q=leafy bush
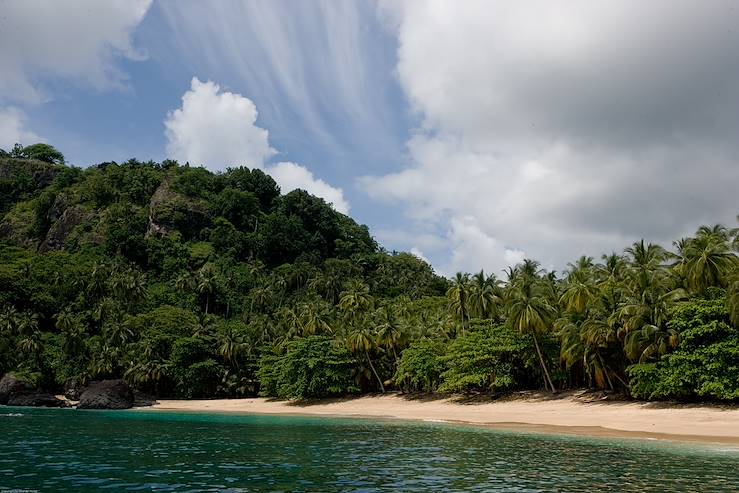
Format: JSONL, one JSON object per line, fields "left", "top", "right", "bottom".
{"left": 438, "top": 324, "right": 534, "bottom": 394}
{"left": 258, "top": 336, "right": 359, "bottom": 399}
{"left": 394, "top": 339, "right": 447, "bottom": 392}
{"left": 627, "top": 298, "right": 739, "bottom": 401}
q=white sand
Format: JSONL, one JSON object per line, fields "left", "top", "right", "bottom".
{"left": 145, "top": 393, "right": 739, "bottom": 444}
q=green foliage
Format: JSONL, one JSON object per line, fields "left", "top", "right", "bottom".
{"left": 1, "top": 150, "right": 737, "bottom": 405}
{"left": 438, "top": 323, "right": 536, "bottom": 394}
{"left": 627, "top": 298, "right": 739, "bottom": 401}
{"left": 394, "top": 339, "right": 447, "bottom": 392}
{"left": 20, "top": 143, "right": 65, "bottom": 164}
{"left": 258, "top": 336, "right": 359, "bottom": 399}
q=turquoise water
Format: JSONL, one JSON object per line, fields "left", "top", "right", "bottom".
{"left": 1, "top": 407, "right": 738, "bottom": 492}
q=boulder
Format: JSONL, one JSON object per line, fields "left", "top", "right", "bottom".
{"left": 133, "top": 390, "right": 157, "bottom": 408}
{"left": 77, "top": 379, "right": 134, "bottom": 410}
{"left": 0, "top": 373, "right": 33, "bottom": 405}
{"left": 7, "top": 392, "right": 65, "bottom": 407}
{"left": 64, "top": 378, "right": 83, "bottom": 401}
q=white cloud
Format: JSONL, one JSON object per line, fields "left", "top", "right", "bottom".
{"left": 165, "top": 78, "right": 276, "bottom": 169}
{"left": 442, "top": 216, "right": 526, "bottom": 278}
{"left": 0, "top": 107, "right": 41, "bottom": 149}
{"left": 365, "top": 0, "right": 739, "bottom": 273}
{"left": 409, "top": 247, "right": 429, "bottom": 264}
{"left": 0, "top": 0, "right": 152, "bottom": 103}
{"left": 267, "top": 162, "right": 350, "bottom": 214}
{"left": 164, "top": 77, "right": 349, "bottom": 213}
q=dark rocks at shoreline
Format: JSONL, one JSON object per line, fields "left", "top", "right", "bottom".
{"left": 7, "top": 392, "right": 66, "bottom": 407}
{"left": 78, "top": 379, "right": 134, "bottom": 409}
{"left": 133, "top": 390, "right": 157, "bottom": 407}
{"left": 0, "top": 374, "right": 33, "bottom": 405}
{"left": 64, "top": 378, "right": 83, "bottom": 401}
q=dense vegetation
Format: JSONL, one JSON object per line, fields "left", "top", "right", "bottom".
{"left": 1, "top": 144, "right": 738, "bottom": 402}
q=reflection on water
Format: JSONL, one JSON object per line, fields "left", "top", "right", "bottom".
{"left": 1, "top": 407, "right": 738, "bottom": 492}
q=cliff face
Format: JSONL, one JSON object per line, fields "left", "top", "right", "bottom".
{"left": 146, "top": 176, "right": 209, "bottom": 239}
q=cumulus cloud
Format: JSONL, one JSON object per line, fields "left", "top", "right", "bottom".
{"left": 165, "top": 77, "right": 349, "bottom": 213}
{"left": 365, "top": 0, "right": 739, "bottom": 273}
{"left": 0, "top": 0, "right": 152, "bottom": 103}
{"left": 165, "top": 78, "right": 276, "bottom": 169}
{"left": 268, "top": 162, "right": 350, "bottom": 214}
{"left": 0, "top": 107, "right": 41, "bottom": 149}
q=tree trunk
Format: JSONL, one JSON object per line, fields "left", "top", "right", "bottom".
{"left": 532, "top": 334, "right": 555, "bottom": 393}
{"left": 365, "top": 350, "right": 385, "bottom": 393}
{"left": 205, "top": 295, "right": 209, "bottom": 315}
{"left": 599, "top": 354, "right": 614, "bottom": 391}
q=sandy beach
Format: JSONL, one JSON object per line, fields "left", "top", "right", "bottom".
{"left": 145, "top": 392, "right": 739, "bottom": 445}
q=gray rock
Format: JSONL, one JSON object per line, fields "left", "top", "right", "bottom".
{"left": 7, "top": 392, "right": 65, "bottom": 407}
{"left": 0, "top": 374, "right": 33, "bottom": 405}
{"left": 78, "top": 379, "right": 134, "bottom": 410}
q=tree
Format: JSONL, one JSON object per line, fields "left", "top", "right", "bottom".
{"left": 674, "top": 226, "right": 738, "bottom": 295}
{"left": 447, "top": 272, "right": 471, "bottom": 334}
{"left": 468, "top": 270, "right": 502, "bottom": 320}
{"left": 197, "top": 263, "right": 219, "bottom": 315}
{"left": 20, "top": 143, "right": 65, "bottom": 164}
{"left": 507, "top": 264, "right": 557, "bottom": 393}
{"left": 346, "top": 322, "right": 385, "bottom": 393}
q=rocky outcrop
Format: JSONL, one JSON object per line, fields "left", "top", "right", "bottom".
{"left": 133, "top": 390, "right": 157, "bottom": 407}
{"left": 77, "top": 379, "right": 134, "bottom": 409}
{"left": 7, "top": 392, "right": 65, "bottom": 407}
{"left": 64, "top": 378, "right": 83, "bottom": 401}
{"left": 39, "top": 204, "right": 94, "bottom": 252}
{"left": 146, "top": 177, "right": 209, "bottom": 239}
{"left": 0, "top": 374, "right": 33, "bottom": 405}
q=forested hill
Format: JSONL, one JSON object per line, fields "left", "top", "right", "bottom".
{"left": 1, "top": 144, "right": 739, "bottom": 403}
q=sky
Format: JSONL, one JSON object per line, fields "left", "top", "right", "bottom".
{"left": 1, "top": 0, "right": 738, "bottom": 277}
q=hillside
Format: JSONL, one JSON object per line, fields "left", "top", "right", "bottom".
{"left": 0, "top": 149, "right": 738, "bottom": 404}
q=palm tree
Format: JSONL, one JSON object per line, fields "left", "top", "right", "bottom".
{"left": 447, "top": 272, "right": 471, "bottom": 334}
{"left": 625, "top": 240, "right": 667, "bottom": 274}
{"left": 298, "top": 302, "right": 334, "bottom": 336}
{"left": 217, "top": 327, "right": 250, "bottom": 368}
{"left": 248, "top": 286, "right": 269, "bottom": 313}
{"left": 676, "top": 227, "right": 738, "bottom": 294}
{"left": 374, "top": 305, "right": 404, "bottom": 364}
{"left": 197, "top": 263, "right": 219, "bottom": 315}
{"left": 339, "top": 280, "right": 374, "bottom": 317}
{"left": 175, "top": 271, "right": 195, "bottom": 294}
{"left": 618, "top": 267, "right": 685, "bottom": 362}
{"left": 507, "top": 278, "right": 557, "bottom": 393}
{"left": 468, "top": 270, "right": 502, "bottom": 320}
{"left": 346, "top": 323, "right": 385, "bottom": 393}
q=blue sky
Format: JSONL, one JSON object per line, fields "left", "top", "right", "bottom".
{"left": 2, "top": 1, "right": 738, "bottom": 277}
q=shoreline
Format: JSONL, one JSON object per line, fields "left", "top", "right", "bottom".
{"left": 140, "top": 392, "right": 739, "bottom": 446}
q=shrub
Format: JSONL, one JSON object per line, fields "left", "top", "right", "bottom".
{"left": 258, "top": 336, "right": 359, "bottom": 399}
{"left": 394, "top": 339, "right": 447, "bottom": 392}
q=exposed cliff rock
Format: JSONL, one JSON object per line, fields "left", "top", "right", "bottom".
{"left": 39, "top": 204, "right": 94, "bottom": 252}
{"left": 146, "top": 177, "right": 210, "bottom": 239}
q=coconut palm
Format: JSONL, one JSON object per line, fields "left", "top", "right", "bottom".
{"left": 468, "top": 270, "right": 502, "bottom": 320}
{"left": 507, "top": 278, "right": 557, "bottom": 392}
{"left": 298, "top": 302, "right": 334, "bottom": 336}
{"left": 447, "top": 272, "right": 471, "bottom": 334}
{"left": 217, "top": 327, "right": 251, "bottom": 368}
{"left": 676, "top": 228, "right": 738, "bottom": 294}
{"left": 197, "top": 263, "right": 219, "bottom": 315}
{"left": 346, "top": 322, "right": 385, "bottom": 393}
{"left": 339, "top": 280, "right": 374, "bottom": 317}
